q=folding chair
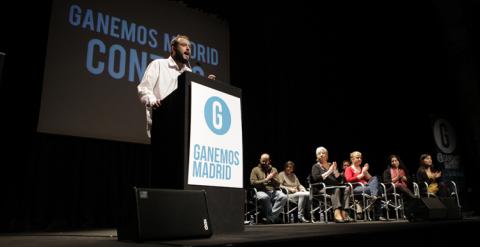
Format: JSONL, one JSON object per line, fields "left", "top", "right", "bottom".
{"left": 280, "top": 186, "right": 298, "bottom": 223}
{"left": 379, "top": 182, "right": 405, "bottom": 220}
{"left": 413, "top": 180, "right": 461, "bottom": 209}
{"left": 347, "top": 182, "right": 377, "bottom": 221}
{"left": 309, "top": 181, "right": 347, "bottom": 223}
{"left": 244, "top": 188, "right": 261, "bottom": 224}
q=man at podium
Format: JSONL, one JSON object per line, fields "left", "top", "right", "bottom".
{"left": 137, "top": 34, "right": 216, "bottom": 138}
{"left": 137, "top": 34, "right": 192, "bottom": 137}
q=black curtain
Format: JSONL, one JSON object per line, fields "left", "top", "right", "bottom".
{"left": 229, "top": 1, "right": 479, "bottom": 211}
{"left": 0, "top": 1, "right": 150, "bottom": 231}
{"left": 3, "top": 134, "right": 150, "bottom": 231}
{"left": 230, "top": 1, "right": 451, "bottom": 183}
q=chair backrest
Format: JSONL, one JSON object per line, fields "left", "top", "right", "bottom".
{"left": 306, "top": 175, "right": 312, "bottom": 186}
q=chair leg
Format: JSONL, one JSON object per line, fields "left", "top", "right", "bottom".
{"left": 400, "top": 197, "right": 405, "bottom": 219}
{"left": 323, "top": 197, "right": 328, "bottom": 223}
{"left": 310, "top": 198, "right": 315, "bottom": 223}
{"left": 394, "top": 195, "right": 400, "bottom": 220}
{"left": 255, "top": 199, "right": 258, "bottom": 224}
{"left": 384, "top": 194, "right": 390, "bottom": 221}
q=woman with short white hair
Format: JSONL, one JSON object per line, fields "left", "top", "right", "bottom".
{"left": 310, "top": 146, "right": 351, "bottom": 223}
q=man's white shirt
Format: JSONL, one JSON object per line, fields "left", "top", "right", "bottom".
{"left": 137, "top": 56, "right": 192, "bottom": 138}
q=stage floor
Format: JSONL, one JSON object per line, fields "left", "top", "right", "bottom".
{"left": 1, "top": 218, "right": 478, "bottom": 246}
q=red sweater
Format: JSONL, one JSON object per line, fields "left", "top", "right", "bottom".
{"left": 345, "top": 166, "right": 367, "bottom": 184}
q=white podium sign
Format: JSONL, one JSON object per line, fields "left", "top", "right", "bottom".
{"left": 187, "top": 82, "right": 243, "bottom": 188}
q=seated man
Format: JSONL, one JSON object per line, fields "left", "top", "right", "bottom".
{"left": 250, "top": 153, "right": 287, "bottom": 224}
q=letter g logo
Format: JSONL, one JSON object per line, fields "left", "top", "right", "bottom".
{"left": 433, "top": 118, "right": 456, "bottom": 154}
{"left": 204, "top": 96, "right": 231, "bottom": 135}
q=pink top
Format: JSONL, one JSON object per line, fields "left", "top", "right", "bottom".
{"left": 390, "top": 168, "right": 407, "bottom": 188}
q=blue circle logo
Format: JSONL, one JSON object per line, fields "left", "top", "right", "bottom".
{"left": 204, "top": 96, "right": 231, "bottom": 135}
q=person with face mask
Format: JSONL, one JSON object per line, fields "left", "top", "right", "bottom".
{"left": 250, "top": 153, "right": 287, "bottom": 224}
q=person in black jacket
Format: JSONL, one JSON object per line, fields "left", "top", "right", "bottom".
{"left": 310, "top": 146, "right": 351, "bottom": 222}
{"left": 416, "top": 154, "right": 449, "bottom": 197}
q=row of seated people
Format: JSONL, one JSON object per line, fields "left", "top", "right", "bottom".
{"left": 247, "top": 149, "right": 459, "bottom": 224}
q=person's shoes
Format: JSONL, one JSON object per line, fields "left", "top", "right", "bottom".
{"left": 298, "top": 216, "right": 310, "bottom": 223}
{"left": 341, "top": 210, "right": 352, "bottom": 222}
{"left": 334, "top": 209, "right": 345, "bottom": 223}
{"left": 268, "top": 216, "right": 283, "bottom": 224}
{"left": 376, "top": 216, "right": 387, "bottom": 221}
{"left": 266, "top": 217, "right": 275, "bottom": 224}
{"left": 356, "top": 213, "right": 363, "bottom": 220}
{"left": 259, "top": 217, "right": 269, "bottom": 224}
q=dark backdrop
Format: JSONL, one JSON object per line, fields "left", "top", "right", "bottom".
{"left": 0, "top": 0, "right": 479, "bottom": 231}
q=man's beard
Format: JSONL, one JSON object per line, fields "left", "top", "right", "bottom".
{"left": 261, "top": 164, "right": 271, "bottom": 173}
{"left": 173, "top": 52, "right": 188, "bottom": 64}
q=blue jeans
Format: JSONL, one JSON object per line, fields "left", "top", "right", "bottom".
{"left": 353, "top": 176, "right": 382, "bottom": 218}
{"left": 353, "top": 176, "right": 379, "bottom": 197}
{"left": 256, "top": 190, "right": 287, "bottom": 222}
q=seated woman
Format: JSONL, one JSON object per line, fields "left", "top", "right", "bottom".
{"left": 344, "top": 151, "right": 384, "bottom": 221}
{"left": 416, "top": 153, "right": 449, "bottom": 197}
{"left": 278, "top": 161, "right": 310, "bottom": 223}
{"left": 310, "top": 146, "right": 351, "bottom": 223}
{"left": 382, "top": 154, "right": 416, "bottom": 199}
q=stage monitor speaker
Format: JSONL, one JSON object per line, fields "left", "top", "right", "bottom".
{"left": 405, "top": 197, "right": 447, "bottom": 222}
{"left": 439, "top": 197, "right": 462, "bottom": 220}
{"left": 117, "top": 188, "right": 213, "bottom": 242}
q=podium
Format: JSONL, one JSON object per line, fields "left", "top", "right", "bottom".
{"left": 149, "top": 71, "right": 244, "bottom": 235}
